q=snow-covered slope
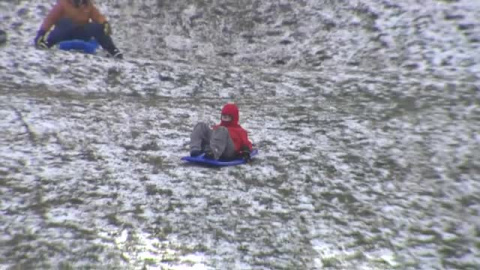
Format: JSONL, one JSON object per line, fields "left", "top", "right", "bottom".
{"left": 0, "top": 0, "right": 479, "bottom": 269}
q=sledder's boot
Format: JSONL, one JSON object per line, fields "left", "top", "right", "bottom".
{"left": 109, "top": 48, "right": 123, "bottom": 59}
{"left": 0, "top": 30, "right": 7, "bottom": 45}
{"left": 190, "top": 150, "right": 202, "bottom": 157}
{"left": 204, "top": 150, "right": 214, "bottom": 159}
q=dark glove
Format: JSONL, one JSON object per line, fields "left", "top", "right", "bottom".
{"left": 239, "top": 146, "right": 251, "bottom": 162}
{"left": 34, "top": 30, "right": 49, "bottom": 49}
{"left": 204, "top": 149, "right": 214, "bottom": 159}
{"left": 103, "top": 22, "right": 112, "bottom": 36}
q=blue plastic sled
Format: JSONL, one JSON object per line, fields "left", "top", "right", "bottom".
{"left": 181, "top": 149, "right": 258, "bottom": 167}
{"left": 58, "top": 39, "right": 99, "bottom": 54}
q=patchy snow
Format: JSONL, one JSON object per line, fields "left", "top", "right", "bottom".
{"left": 1, "top": 0, "right": 479, "bottom": 269}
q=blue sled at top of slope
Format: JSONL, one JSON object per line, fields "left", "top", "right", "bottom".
{"left": 58, "top": 39, "right": 99, "bottom": 54}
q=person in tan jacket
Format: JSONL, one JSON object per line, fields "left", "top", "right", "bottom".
{"left": 34, "top": 0, "right": 122, "bottom": 58}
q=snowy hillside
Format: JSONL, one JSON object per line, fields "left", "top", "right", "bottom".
{"left": 0, "top": 0, "right": 479, "bottom": 269}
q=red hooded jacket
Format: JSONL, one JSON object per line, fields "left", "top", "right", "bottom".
{"left": 213, "top": 103, "right": 253, "bottom": 152}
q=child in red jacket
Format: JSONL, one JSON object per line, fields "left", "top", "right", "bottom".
{"left": 190, "top": 103, "right": 253, "bottom": 161}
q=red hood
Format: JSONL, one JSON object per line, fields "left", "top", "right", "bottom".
{"left": 220, "top": 103, "right": 240, "bottom": 127}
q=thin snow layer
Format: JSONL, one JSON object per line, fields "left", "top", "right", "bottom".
{"left": 1, "top": 0, "right": 479, "bottom": 269}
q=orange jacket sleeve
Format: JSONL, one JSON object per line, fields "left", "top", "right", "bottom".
{"left": 40, "top": 2, "right": 64, "bottom": 31}
{"left": 90, "top": 5, "right": 106, "bottom": 24}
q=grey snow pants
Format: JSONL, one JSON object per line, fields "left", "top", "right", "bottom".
{"left": 190, "top": 122, "right": 236, "bottom": 160}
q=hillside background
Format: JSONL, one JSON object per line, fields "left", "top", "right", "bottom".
{"left": 0, "top": 0, "right": 479, "bottom": 269}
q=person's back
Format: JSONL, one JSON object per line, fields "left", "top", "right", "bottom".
{"left": 34, "top": 0, "right": 123, "bottom": 59}
{"left": 40, "top": 0, "right": 106, "bottom": 31}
